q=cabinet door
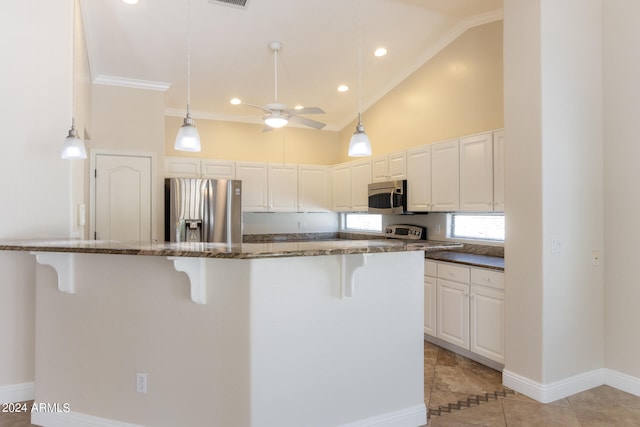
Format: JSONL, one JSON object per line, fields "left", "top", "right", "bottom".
{"left": 470, "top": 286, "right": 504, "bottom": 363}
{"left": 350, "top": 159, "right": 371, "bottom": 212}
{"left": 406, "top": 146, "right": 431, "bottom": 211}
{"left": 388, "top": 151, "right": 407, "bottom": 180}
{"left": 436, "top": 278, "right": 469, "bottom": 349}
{"left": 332, "top": 164, "right": 351, "bottom": 211}
{"left": 493, "top": 130, "right": 505, "bottom": 212}
{"left": 236, "top": 162, "right": 268, "bottom": 212}
{"left": 460, "top": 133, "right": 494, "bottom": 212}
{"left": 202, "top": 159, "right": 235, "bottom": 179}
{"left": 268, "top": 164, "right": 298, "bottom": 212}
{"left": 424, "top": 275, "right": 437, "bottom": 337}
{"left": 371, "top": 156, "right": 389, "bottom": 183}
{"left": 298, "top": 164, "right": 330, "bottom": 212}
{"left": 431, "top": 140, "right": 460, "bottom": 211}
{"left": 164, "top": 157, "right": 201, "bottom": 178}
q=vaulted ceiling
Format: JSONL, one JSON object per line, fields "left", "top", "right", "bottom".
{"left": 81, "top": 0, "right": 503, "bottom": 131}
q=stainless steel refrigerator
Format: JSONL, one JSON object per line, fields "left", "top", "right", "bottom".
{"left": 164, "top": 178, "right": 242, "bottom": 243}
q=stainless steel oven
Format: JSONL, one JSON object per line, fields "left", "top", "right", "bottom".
{"left": 368, "top": 180, "right": 407, "bottom": 214}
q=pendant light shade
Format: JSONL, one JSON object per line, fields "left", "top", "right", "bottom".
{"left": 175, "top": 113, "right": 201, "bottom": 152}
{"left": 349, "top": 1, "right": 372, "bottom": 158}
{"left": 61, "top": 121, "right": 87, "bottom": 160}
{"left": 175, "top": 0, "right": 201, "bottom": 152}
{"left": 348, "top": 114, "right": 372, "bottom": 157}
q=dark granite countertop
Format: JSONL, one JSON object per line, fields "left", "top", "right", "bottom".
{"left": 425, "top": 250, "right": 504, "bottom": 271}
{"left": 0, "top": 239, "right": 464, "bottom": 260}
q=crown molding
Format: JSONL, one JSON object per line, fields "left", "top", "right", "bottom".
{"left": 93, "top": 75, "right": 171, "bottom": 92}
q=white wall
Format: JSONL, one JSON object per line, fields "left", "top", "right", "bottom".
{"left": 603, "top": 0, "right": 640, "bottom": 381}
{"left": 504, "top": 0, "right": 604, "bottom": 397}
{"left": 0, "top": 0, "right": 75, "bottom": 393}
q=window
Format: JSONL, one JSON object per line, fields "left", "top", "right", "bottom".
{"left": 450, "top": 213, "right": 505, "bottom": 241}
{"left": 344, "top": 213, "right": 382, "bottom": 232}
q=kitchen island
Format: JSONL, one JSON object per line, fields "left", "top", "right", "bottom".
{"left": 0, "top": 239, "right": 461, "bottom": 427}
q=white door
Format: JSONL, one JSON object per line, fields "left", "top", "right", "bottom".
{"left": 268, "top": 163, "right": 298, "bottom": 212}
{"left": 94, "top": 154, "right": 152, "bottom": 242}
{"left": 235, "top": 162, "right": 268, "bottom": 212}
{"left": 459, "top": 133, "right": 494, "bottom": 212}
{"left": 406, "top": 146, "right": 431, "bottom": 211}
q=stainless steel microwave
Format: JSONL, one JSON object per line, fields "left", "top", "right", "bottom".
{"left": 368, "top": 180, "right": 407, "bottom": 214}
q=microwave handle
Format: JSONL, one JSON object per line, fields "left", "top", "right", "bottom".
{"left": 390, "top": 191, "right": 394, "bottom": 210}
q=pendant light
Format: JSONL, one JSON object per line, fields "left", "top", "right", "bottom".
{"left": 348, "top": 0, "right": 372, "bottom": 157}
{"left": 61, "top": 0, "right": 87, "bottom": 160}
{"left": 175, "top": 0, "right": 201, "bottom": 152}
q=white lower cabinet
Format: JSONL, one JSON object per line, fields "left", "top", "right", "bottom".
{"left": 423, "top": 261, "right": 438, "bottom": 336}
{"left": 426, "top": 260, "right": 504, "bottom": 365}
{"left": 470, "top": 286, "right": 504, "bottom": 364}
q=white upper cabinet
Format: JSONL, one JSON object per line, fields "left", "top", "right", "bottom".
{"left": 268, "top": 163, "right": 298, "bottom": 212}
{"left": 332, "top": 159, "right": 371, "bottom": 212}
{"left": 202, "top": 159, "right": 235, "bottom": 179}
{"left": 298, "top": 164, "right": 331, "bottom": 212}
{"left": 350, "top": 159, "right": 372, "bottom": 212}
{"left": 236, "top": 162, "right": 269, "bottom": 212}
{"left": 332, "top": 163, "right": 352, "bottom": 212}
{"left": 431, "top": 140, "right": 460, "bottom": 211}
{"left": 164, "top": 157, "right": 201, "bottom": 178}
{"left": 493, "top": 130, "right": 505, "bottom": 212}
{"left": 371, "top": 152, "right": 406, "bottom": 183}
{"left": 459, "top": 132, "right": 494, "bottom": 212}
{"left": 406, "top": 145, "right": 432, "bottom": 212}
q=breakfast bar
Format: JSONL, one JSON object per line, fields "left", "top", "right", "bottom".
{"left": 0, "top": 239, "right": 460, "bottom": 427}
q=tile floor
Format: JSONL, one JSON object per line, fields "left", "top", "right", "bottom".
{"left": 423, "top": 341, "right": 640, "bottom": 426}
{"left": 2, "top": 341, "right": 639, "bottom": 426}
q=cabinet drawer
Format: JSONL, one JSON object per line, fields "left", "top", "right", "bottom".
{"left": 437, "top": 262, "right": 470, "bottom": 283}
{"left": 470, "top": 268, "right": 504, "bottom": 290}
{"left": 424, "top": 260, "right": 437, "bottom": 277}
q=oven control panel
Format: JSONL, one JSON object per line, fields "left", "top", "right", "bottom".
{"left": 383, "top": 224, "right": 426, "bottom": 240}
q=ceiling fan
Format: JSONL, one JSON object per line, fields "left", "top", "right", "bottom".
{"left": 237, "top": 41, "right": 327, "bottom": 131}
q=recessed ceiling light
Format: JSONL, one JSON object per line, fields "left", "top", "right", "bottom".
{"left": 230, "top": 98, "right": 242, "bottom": 105}
{"left": 337, "top": 85, "right": 349, "bottom": 93}
{"left": 121, "top": 0, "right": 140, "bottom": 4}
{"left": 374, "top": 47, "right": 387, "bottom": 57}
{"left": 294, "top": 105, "right": 304, "bottom": 110}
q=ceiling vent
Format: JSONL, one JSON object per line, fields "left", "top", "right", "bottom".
{"left": 209, "top": 0, "right": 249, "bottom": 8}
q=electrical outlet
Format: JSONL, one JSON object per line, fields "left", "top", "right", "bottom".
{"left": 435, "top": 224, "right": 441, "bottom": 235}
{"left": 136, "top": 373, "right": 147, "bottom": 393}
{"left": 551, "top": 238, "right": 562, "bottom": 254}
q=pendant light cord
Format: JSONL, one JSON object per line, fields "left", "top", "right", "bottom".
{"left": 71, "top": 0, "right": 76, "bottom": 131}
{"left": 186, "top": 0, "right": 192, "bottom": 117}
{"left": 357, "top": 0, "right": 363, "bottom": 121}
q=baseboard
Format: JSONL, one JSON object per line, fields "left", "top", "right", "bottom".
{"left": 31, "top": 410, "right": 142, "bottom": 427}
{"left": 503, "top": 368, "right": 606, "bottom": 403}
{"left": 0, "top": 382, "right": 34, "bottom": 404}
{"left": 339, "top": 404, "right": 427, "bottom": 427}
{"left": 604, "top": 368, "right": 640, "bottom": 398}
{"left": 33, "top": 405, "right": 426, "bottom": 427}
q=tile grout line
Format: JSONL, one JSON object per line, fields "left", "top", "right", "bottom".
{"left": 428, "top": 388, "right": 515, "bottom": 417}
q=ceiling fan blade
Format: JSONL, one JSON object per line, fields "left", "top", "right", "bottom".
{"left": 284, "top": 107, "right": 325, "bottom": 115}
{"left": 289, "top": 115, "right": 326, "bottom": 130}
{"left": 240, "top": 101, "right": 272, "bottom": 114}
